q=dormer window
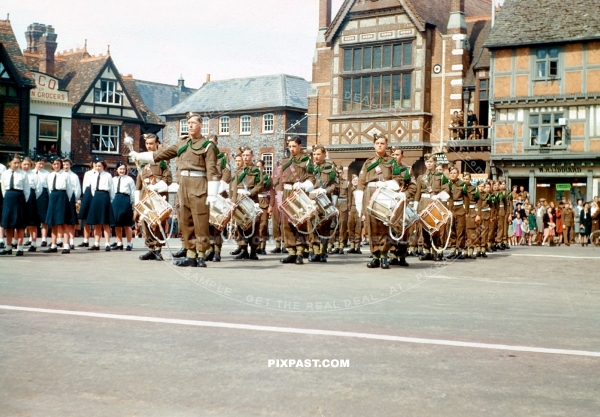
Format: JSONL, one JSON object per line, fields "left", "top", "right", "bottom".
{"left": 94, "top": 80, "right": 122, "bottom": 104}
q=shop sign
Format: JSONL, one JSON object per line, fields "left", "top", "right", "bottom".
{"left": 572, "top": 183, "right": 586, "bottom": 187}
{"left": 537, "top": 183, "right": 551, "bottom": 188}
{"left": 434, "top": 153, "right": 449, "bottom": 164}
{"left": 461, "top": 173, "right": 488, "bottom": 186}
{"left": 538, "top": 167, "right": 582, "bottom": 173}
{"left": 30, "top": 72, "right": 70, "bottom": 104}
{"left": 556, "top": 184, "right": 571, "bottom": 191}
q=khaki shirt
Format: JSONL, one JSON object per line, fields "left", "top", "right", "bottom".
{"left": 135, "top": 161, "right": 172, "bottom": 199}
{"left": 231, "top": 164, "right": 264, "bottom": 203}
{"left": 154, "top": 135, "right": 219, "bottom": 183}
{"left": 280, "top": 152, "right": 315, "bottom": 198}
{"left": 313, "top": 162, "right": 339, "bottom": 197}
{"left": 448, "top": 179, "right": 468, "bottom": 216}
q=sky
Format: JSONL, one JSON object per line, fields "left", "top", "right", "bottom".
{"left": 3, "top": 0, "right": 346, "bottom": 88}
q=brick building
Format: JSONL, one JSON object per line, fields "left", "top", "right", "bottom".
{"left": 0, "top": 18, "right": 35, "bottom": 163}
{"left": 485, "top": 0, "right": 600, "bottom": 202}
{"left": 22, "top": 23, "right": 163, "bottom": 175}
{"left": 308, "top": 0, "right": 492, "bottom": 177}
{"left": 161, "top": 74, "right": 311, "bottom": 175}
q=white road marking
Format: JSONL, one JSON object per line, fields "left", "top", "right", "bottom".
{"left": 1, "top": 305, "right": 599, "bottom": 358}
{"left": 432, "top": 275, "right": 549, "bottom": 285}
{"left": 509, "top": 254, "right": 599, "bottom": 260}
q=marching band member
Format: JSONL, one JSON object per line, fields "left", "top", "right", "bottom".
{"left": 111, "top": 162, "right": 135, "bottom": 251}
{"left": 346, "top": 175, "right": 362, "bottom": 254}
{"left": 332, "top": 166, "right": 349, "bottom": 254}
{"left": 269, "top": 162, "right": 285, "bottom": 254}
{"left": 77, "top": 161, "right": 98, "bottom": 248}
{"left": 20, "top": 157, "right": 40, "bottom": 252}
{"left": 495, "top": 180, "right": 510, "bottom": 250}
{"left": 135, "top": 133, "right": 173, "bottom": 261}
{"left": 130, "top": 112, "right": 219, "bottom": 268}
{"left": 230, "top": 147, "right": 264, "bottom": 260}
{"left": 63, "top": 159, "right": 82, "bottom": 250}
{"left": 256, "top": 160, "right": 271, "bottom": 256}
{"left": 279, "top": 137, "right": 316, "bottom": 265}
{"left": 32, "top": 156, "right": 50, "bottom": 247}
{"left": 357, "top": 134, "right": 402, "bottom": 269}
{"left": 462, "top": 173, "right": 480, "bottom": 259}
{"left": 308, "top": 145, "right": 338, "bottom": 263}
{"left": 43, "top": 157, "right": 73, "bottom": 254}
{"left": 388, "top": 146, "right": 416, "bottom": 267}
{"left": 476, "top": 181, "right": 492, "bottom": 258}
{"left": 0, "top": 154, "right": 30, "bottom": 256}
{"left": 487, "top": 181, "right": 500, "bottom": 252}
{"left": 206, "top": 140, "right": 231, "bottom": 262}
{"left": 446, "top": 167, "right": 468, "bottom": 260}
{"left": 87, "top": 158, "right": 115, "bottom": 251}
{"left": 414, "top": 154, "right": 450, "bottom": 262}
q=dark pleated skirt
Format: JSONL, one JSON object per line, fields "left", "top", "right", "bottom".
{"left": 78, "top": 186, "right": 92, "bottom": 220}
{"left": 46, "top": 190, "right": 71, "bottom": 227}
{"left": 25, "top": 191, "right": 40, "bottom": 226}
{"left": 87, "top": 191, "right": 115, "bottom": 226}
{"left": 111, "top": 193, "right": 133, "bottom": 227}
{"left": 36, "top": 188, "right": 49, "bottom": 223}
{"left": 2, "top": 189, "right": 28, "bottom": 229}
{"left": 68, "top": 195, "right": 78, "bottom": 225}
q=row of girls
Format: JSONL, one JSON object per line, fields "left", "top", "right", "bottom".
{"left": 0, "top": 154, "right": 135, "bottom": 257}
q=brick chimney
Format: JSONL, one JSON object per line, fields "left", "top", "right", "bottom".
{"left": 319, "top": 0, "right": 332, "bottom": 29}
{"left": 447, "top": 0, "right": 467, "bottom": 34}
{"left": 25, "top": 22, "right": 46, "bottom": 53}
{"left": 38, "top": 30, "right": 58, "bottom": 76}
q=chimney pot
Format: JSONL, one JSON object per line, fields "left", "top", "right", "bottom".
{"left": 319, "top": 0, "right": 332, "bottom": 29}
{"left": 205, "top": 74, "right": 211, "bottom": 83}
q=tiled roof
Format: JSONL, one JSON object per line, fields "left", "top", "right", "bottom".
{"left": 0, "top": 19, "right": 35, "bottom": 87}
{"left": 484, "top": 0, "right": 600, "bottom": 48}
{"left": 56, "top": 53, "right": 109, "bottom": 104}
{"left": 465, "top": 17, "right": 492, "bottom": 87}
{"left": 121, "top": 78, "right": 165, "bottom": 126}
{"left": 407, "top": 0, "right": 492, "bottom": 34}
{"left": 132, "top": 79, "right": 196, "bottom": 119}
{"left": 162, "top": 74, "right": 310, "bottom": 116}
{"left": 326, "top": 0, "right": 492, "bottom": 41}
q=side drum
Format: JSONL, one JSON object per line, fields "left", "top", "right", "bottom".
{"left": 134, "top": 190, "right": 173, "bottom": 229}
{"left": 232, "top": 195, "right": 262, "bottom": 231}
{"left": 419, "top": 199, "right": 451, "bottom": 234}
{"left": 209, "top": 195, "right": 236, "bottom": 230}
{"left": 280, "top": 189, "right": 316, "bottom": 228}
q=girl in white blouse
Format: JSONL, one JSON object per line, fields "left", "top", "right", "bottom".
{"left": 77, "top": 162, "right": 97, "bottom": 247}
{"left": 21, "top": 157, "right": 41, "bottom": 252}
{"left": 33, "top": 157, "right": 50, "bottom": 247}
{"left": 44, "top": 158, "right": 73, "bottom": 254}
{"left": 63, "top": 158, "right": 82, "bottom": 250}
{"left": 87, "top": 159, "right": 115, "bottom": 251}
{"left": 111, "top": 162, "right": 136, "bottom": 250}
{"left": 0, "top": 154, "right": 31, "bottom": 256}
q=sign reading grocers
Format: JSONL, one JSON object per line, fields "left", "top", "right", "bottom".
{"left": 30, "top": 72, "right": 70, "bottom": 104}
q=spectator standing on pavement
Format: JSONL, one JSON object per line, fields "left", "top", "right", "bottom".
{"left": 536, "top": 199, "right": 546, "bottom": 244}
{"left": 591, "top": 201, "right": 600, "bottom": 245}
{"left": 555, "top": 203, "right": 563, "bottom": 246}
{"left": 512, "top": 212, "right": 523, "bottom": 245}
{"left": 579, "top": 202, "right": 592, "bottom": 246}
{"left": 528, "top": 208, "right": 537, "bottom": 245}
{"left": 542, "top": 206, "right": 555, "bottom": 246}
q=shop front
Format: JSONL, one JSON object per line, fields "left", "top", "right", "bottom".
{"left": 499, "top": 162, "right": 599, "bottom": 204}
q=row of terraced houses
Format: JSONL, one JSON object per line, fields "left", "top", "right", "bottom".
{"left": 1, "top": 0, "right": 599, "bottom": 201}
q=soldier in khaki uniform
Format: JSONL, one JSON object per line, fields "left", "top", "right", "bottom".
{"left": 130, "top": 112, "right": 219, "bottom": 267}
{"left": 279, "top": 137, "right": 316, "bottom": 265}
{"left": 230, "top": 148, "right": 264, "bottom": 260}
{"left": 388, "top": 147, "right": 416, "bottom": 267}
{"left": 494, "top": 180, "right": 509, "bottom": 250}
{"left": 562, "top": 201, "right": 575, "bottom": 245}
{"left": 477, "top": 181, "right": 493, "bottom": 257}
{"left": 255, "top": 160, "right": 271, "bottom": 255}
{"left": 135, "top": 133, "right": 173, "bottom": 261}
{"left": 446, "top": 167, "right": 468, "bottom": 260}
{"left": 269, "top": 163, "right": 285, "bottom": 254}
{"left": 205, "top": 144, "right": 231, "bottom": 263}
{"left": 346, "top": 175, "right": 362, "bottom": 254}
{"left": 332, "top": 167, "right": 349, "bottom": 254}
{"left": 462, "top": 173, "right": 480, "bottom": 259}
{"left": 487, "top": 181, "right": 499, "bottom": 252}
{"left": 414, "top": 154, "right": 450, "bottom": 261}
{"left": 357, "top": 134, "right": 403, "bottom": 269}
{"left": 308, "top": 145, "right": 339, "bottom": 263}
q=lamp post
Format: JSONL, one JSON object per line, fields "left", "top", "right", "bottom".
{"left": 463, "top": 89, "right": 470, "bottom": 140}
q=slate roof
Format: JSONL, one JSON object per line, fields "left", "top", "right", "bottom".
{"left": 465, "top": 17, "right": 492, "bottom": 87}
{"left": 132, "top": 79, "right": 196, "bottom": 119}
{"left": 162, "top": 74, "right": 310, "bottom": 117}
{"left": 56, "top": 53, "right": 109, "bottom": 104}
{"left": 0, "top": 19, "right": 35, "bottom": 87}
{"left": 326, "top": 0, "right": 492, "bottom": 41}
{"left": 121, "top": 78, "right": 165, "bottom": 126}
{"left": 484, "top": 0, "right": 600, "bottom": 48}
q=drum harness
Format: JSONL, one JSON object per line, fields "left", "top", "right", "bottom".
{"left": 311, "top": 166, "right": 339, "bottom": 240}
